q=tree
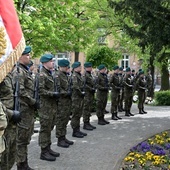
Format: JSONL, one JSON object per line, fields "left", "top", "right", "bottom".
{"left": 107, "top": 0, "right": 170, "bottom": 90}
{"left": 86, "top": 46, "right": 121, "bottom": 70}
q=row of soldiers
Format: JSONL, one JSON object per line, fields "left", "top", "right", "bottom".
{"left": 0, "top": 45, "right": 152, "bottom": 170}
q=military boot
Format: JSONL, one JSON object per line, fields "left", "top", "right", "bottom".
{"left": 125, "top": 110, "right": 130, "bottom": 117}
{"left": 111, "top": 112, "right": 118, "bottom": 120}
{"left": 139, "top": 109, "right": 144, "bottom": 114}
{"left": 72, "top": 127, "right": 84, "bottom": 138}
{"left": 40, "top": 146, "right": 56, "bottom": 161}
{"left": 98, "top": 117, "right": 106, "bottom": 125}
{"left": 83, "top": 122, "right": 93, "bottom": 131}
{"left": 48, "top": 144, "right": 60, "bottom": 157}
{"left": 89, "top": 123, "right": 97, "bottom": 129}
{"left": 128, "top": 110, "right": 134, "bottom": 116}
{"left": 64, "top": 136, "right": 74, "bottom": 145}
{"left": 57, "top": 136, "right": 69, "bottom": 148}
{"left": 78, "top": 128, "right": 87, "bottom": 136}
{"left": 17, "top": 161, "right": 27, "bottom": 170}
{"left": 115, "top": 112, "right": 122, "bottom": 120}
{"left": 118, "top": 106, "right": 123, "bottom": 112}
{"left": 102, "top": 115, "right": 110, "bottom": 124}
{"left": 142, "top": 108, "right": 147, "bottom": 114}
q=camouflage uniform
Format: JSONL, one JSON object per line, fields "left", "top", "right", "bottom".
{"left": 38, "top": 66, "right": 57, "bottom": 149}
{"left": 146, "top": 72, "right": 153, "bottom": 98}
{"left": 96, "top": 72, "right": 109, "bottom": 125}
{"left": 82, "top": 71, "right": 96, "bottom": 130}
{"left": 118, "top": 72, "right": 124, "bottom": 111}
{"left": 71, "top": 69, "right": 87, "bottom": 138}
{"left": 0, "top": 102, "right": 7, "bottom": 164}
{"left": 136, "top": 73, "right": 147, "bottom": 114}
{"left": 12, "top": 63, "right": 36, "bottom": 164}
{"left": 109, "top": 72, "right": 122, "bottom": 120}
{"left": 0, "top": 73, "right": 17, "bottom": 170}
{"left": 123, "top": 72, "right": 134, "bottom": 116}
{"left": 55, "top": 70, "right": 73, "bottom": 147}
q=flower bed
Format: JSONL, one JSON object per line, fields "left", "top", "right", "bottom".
{"left": 120, "top": 131, "right": 170, "bottom": 170}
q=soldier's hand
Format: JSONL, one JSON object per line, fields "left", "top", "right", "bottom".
{"left": 34, "top": 101, "right": 40, "bottom": 110}
{"left": 53, "top": 92, "right": 60, "bottom": 98}
{"left": 12, "top": 110, "right": 21, "bottom": 123}
{"left": 81, "top": 91, "right": 85, "bottom": 97}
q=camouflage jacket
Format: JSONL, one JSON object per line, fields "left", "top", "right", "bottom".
{"left": 12, "top": 63, "right": 36, "bottom": 107}
{"left": 83, "top": 71, "right": 95, "bottom": 92}
{"left": 109, "top": 73, "right": 121, "bottom": 91}
{"left": 123, "top": 74, "right": 134, "bottom": 92}
{"left": 136, "top": 76, "right": 147, "bottom": 91}
{"left": 96, "top": 73, "right": 109, "bottom": 91}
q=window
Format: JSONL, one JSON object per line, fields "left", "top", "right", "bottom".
{"left": 121, "top": 54, "right": 129, "bottom": 69}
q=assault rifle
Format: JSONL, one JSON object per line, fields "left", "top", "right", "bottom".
{"left": 14, "top": 62, "right": 20, "bottom": 111}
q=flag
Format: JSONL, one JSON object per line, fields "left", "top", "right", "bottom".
{"left": 0, "top": 0, "right": 25, "bottom": 82}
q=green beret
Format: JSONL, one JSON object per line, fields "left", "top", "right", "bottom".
{"left": 98, "top": 64, "right": 105, "bottom": 70}
{"left": 40, "top": 54, "right": 54, "bottom": 63}
{"left": 119, "top": 67, "right": 123, "bottom": 71}
{"left": 84, "top": 62, "right": 92, "bottom": 68}
{"left": 139, "top": 70, "right": 144, "bottom": 75}
{"left": 27, "top": 60, "right": 33, "bottom": 67}
{"left": 58, "top": 59, "right": 70, "bottom": 67}
{"left": 132, "top": 69, "right": 135, "bottom": 72}
{"left": 72, "top": 62, "right": 81, "bottom": 69}
{"left": 126, "top": 67, "right": 131, "bottom": 72}
{"left": 138, "top": 68, "right": 143, "bottom": 72}
{"left": 113, "top": 65, "right": 119, "bottom": 70}
{"left": 22, "top": 46, "right": 31, "bottom": 55}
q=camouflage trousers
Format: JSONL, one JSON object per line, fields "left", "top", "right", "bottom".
{"left": 110, "top": 90, "right": 120, "bottom": 113}
{"left": 82, "top": 92, "right": 94, "bottom": 123}
{"left": 71, "top": 97, "right": 84, "bottom": 129}
{"left": 39, "top": 99, "right": 57, "bottom": 148}
{"left": 138, "top": 90, "right": 146, "bottom": 109}
{"left": 55, "top": 97, "right": 71, "bottom": 138}
{"left": 124, "top": 91, "right": 133, "bottom": 111}
{"left": 1, "top": 123, "right": 16, "bottom": 170}
{"left": 16, "top": 106, "right": 34, "bottom": 163}
{"left": 96, "top": 90, "right": 108, "bottom": 118}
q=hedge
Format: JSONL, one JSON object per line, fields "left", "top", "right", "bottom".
{"left": 155, "top": 90, "right": 170, "bottom": 106}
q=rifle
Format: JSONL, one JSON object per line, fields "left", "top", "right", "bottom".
{"left": 14, "top": 62, "right": 20, "bottom": 111}
{"left": 33, "top": 66, "right": 40, "bottom": 106}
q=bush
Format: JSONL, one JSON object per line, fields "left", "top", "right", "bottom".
{"left": 155, "top": 90, "right": 170, "bottom": 106}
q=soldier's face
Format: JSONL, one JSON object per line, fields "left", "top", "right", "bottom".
{"left": 75, "top": 66, "right": 82, "bottom": 72}
{"left": 85, "top": 67, "right": 92, "bottom": 72}
{"left": 20, "top": 53, "right": 31, "bottom": 65}
{"left": 44, "top": 60, "right": 54, "bottom": 70}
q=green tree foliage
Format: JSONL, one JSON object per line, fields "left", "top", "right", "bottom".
{"left": 107, "top": 0, "right": 170, "bottom": 90}
{"left": 86, "top": 46, "right": 121, "bottom": 70}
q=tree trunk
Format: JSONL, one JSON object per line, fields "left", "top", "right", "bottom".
{"left": 74, "top": 51, "right": 79, "bottom": 62}
{"left": 149, "top": 55, "right": 155, "bottom": 98}
{"left": 160, "top": 59, "right": 169, "bottom": 90}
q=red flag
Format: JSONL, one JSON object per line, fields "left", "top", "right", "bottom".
{"left": 0, "top": 0, "right": 25, "bottom": 82}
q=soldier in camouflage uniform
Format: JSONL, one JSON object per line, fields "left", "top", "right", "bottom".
{"left": 109, "top": 66, "right": 122, "bottom": 120}
{"left": 38, "top": 54, "right": 60, "bottom": 161}
{"left": 96, "top": 64, "right": 110, "bottom": 125}
{"left": 71, "top": 62, "right": 87, "bottom": 138}
{"left": 0, "top": 102, "right": 7, "bottom": 166}
{"left": 82, "top": 62, "right": 96, "bottom": 131}
{"left": 12, "top": 46, "right": 39, "bottom": 170}
{"left": 136, "top": 70, "right": 147, "bottom": 114}
{"left": 123, "top": 67, "right": 134, "bottom": 117}
{"left": 118, "top": 67, "right": 124, "bottom": 112}
{"left": 146, "top": 69, "right": 153, "bottom": 98}
{"left": 0, "top": 71, "right": 21, "bottom": 170}
{"left": 55, "top": 59, "right": 74, "bottom": 148}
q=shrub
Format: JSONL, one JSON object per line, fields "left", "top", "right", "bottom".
{"left": 155, "top": 90, "right": 170, "bottom": 106}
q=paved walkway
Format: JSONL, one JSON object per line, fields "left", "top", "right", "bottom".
{"left": 12, "top": 103, "right": 170, "bottom": 170}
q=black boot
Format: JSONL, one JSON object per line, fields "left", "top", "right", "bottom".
{"left": 142, "top": 108, "right": 147, "bottom": 114}
{"left": 48, "top": 144, "right": 60, "bottom": 157}
{"left": 139, "top": 109, "right": 144, "bottom": 114}
{"left": 102, "top": 116, "right": 110, "bottom": 124}
{"left": 17, "top": 161, "right": 28, "bottom": 170}
{"left": 125, "top": 110, "right": 130, "bottom": 117}
{"left": 72, "top": 128, "right": 84, "bottom": 138}
{"left": 111, "top": 112, "right": 118, "bottom": 120}
{"left": 115, "top": 112, "right": 122, "bottom": 119}
{"left": 98, "top": 117, "right": 106, "bottom": 125}
{"left": 89, "top": 123, "right": 96, "bottom": 129}
{"left": 118, "top": 106, "right": 123, "bottom": 112}
{"left": 64, "top": 136, "right": 74, "bottom": 145}
{"left": 128, "top": 110, "right": 134, "bottom": 116}
{"left": 83, "top": 122, "right": 93, "bottom": 130}
{"left": 40, "top": 147, "right": 56, "bottom": 161}
{"left": 57, "top": 136, "right": 69, "bottom": 148}
{"left": 78, "top": 129, "right": 87, "bottom": 136}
